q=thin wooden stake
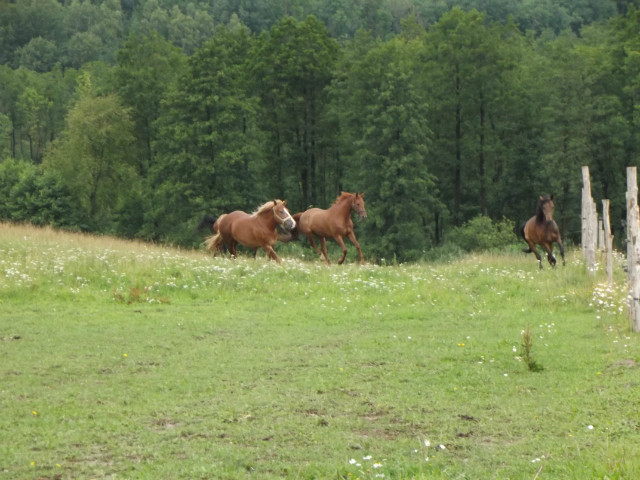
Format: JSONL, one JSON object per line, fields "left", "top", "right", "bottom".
{"left": 602, "top": 199, "right": 613, "bottom": 284}
{"left": 582, "top": 166, "right": 596, "bottom": 273}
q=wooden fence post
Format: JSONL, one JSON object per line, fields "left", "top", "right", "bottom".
{"left": 626, "top": 167, "right": 640, "bottom": 332}
{"left": 582, "top": 166, "right": 596, "bottom": 273}
{"left": 602, "top": 199, "right": 613, "bottom": 284}
{"left": 598, "top": 219, "right": 604, "bottom": 251}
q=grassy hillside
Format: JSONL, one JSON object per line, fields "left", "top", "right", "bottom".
{"left": 0, "top": 222, "right": 638, "bottom": 479}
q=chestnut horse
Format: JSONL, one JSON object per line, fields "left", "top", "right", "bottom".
{"left": 205, "top": 200, "right": 295, "bottom": 262}
{"left": 521, "top": 195, "right": 565, "bottom": 269}
{"left": 292, "top": 192, "right": 367, "bottom": 265}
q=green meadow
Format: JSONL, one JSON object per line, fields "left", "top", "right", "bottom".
{"left": 1, "top": 223, "right": 638, "bottom": 479}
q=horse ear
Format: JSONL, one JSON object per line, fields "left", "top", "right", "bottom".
{"left": 360, "top": 192, "right": 365, "bottom": 197}
{"left": 539, "top": 195, "right": 543, "bottom": 201}
{"left": 283, "top": 200, "right": 287, "bottom": 206}
{"left": 550, "top": 195, "right": 554, "bottom": 200}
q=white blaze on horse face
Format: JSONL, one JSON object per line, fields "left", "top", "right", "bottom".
{"left": 276, "top": 205, "right": 296, "bottom": 231}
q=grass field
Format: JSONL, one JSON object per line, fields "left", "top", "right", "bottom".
{"left": 1, "top": 222, "right": 639, "bottom": 479}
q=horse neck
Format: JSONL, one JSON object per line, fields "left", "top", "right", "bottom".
{"left": 258, "top": 210, "right": 279, "bottom": 230}
{"left": 330, "top": 195, "right": 353, "bottom": 219}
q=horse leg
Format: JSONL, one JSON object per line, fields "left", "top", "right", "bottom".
{"left": 525, "top": 239, "right": 543, "bottom": 269}
{"left": 557, "top": 239, "right": 565, "bottom": 266}
{"left": 346, "top": 231, "right": 365, "bottom": 265}
{"left": 319, "top": 237, "right": 331, "bottom": 264}
{"left": 263, "top": 245, "right": 281, "bottom": 263}
{"left": 306, "top": 233, "right": 324, "bottom": 258}
{"left": 334, "top": 236, "right": 349, "bottom": 265}
{"left": 229, "top": 241, "right": 238, "bottom": 259}
{"left": 542, "top": 243, "right": 556, "bottom": 267}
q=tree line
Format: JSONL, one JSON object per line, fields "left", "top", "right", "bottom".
{"left": 1, "top": 0, "right": 640, "bottom": 261}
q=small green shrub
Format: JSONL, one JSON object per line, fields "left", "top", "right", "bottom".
{"left": 521, "top": 324, "right": 544, "bottom": 372}
{"left": 444, "top": 215, "right": 517, "bottom": 252}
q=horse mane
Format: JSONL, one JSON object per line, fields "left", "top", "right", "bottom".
{"left": 252, "top": 200, "right": 282, "bottom": 216}
{"left": 331, "top": 192, "right": 353, "bottom": 206}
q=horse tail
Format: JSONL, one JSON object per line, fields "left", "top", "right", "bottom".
{"left": 291, "top": 212, "right": 303, "bottom": 237}
{"left": 204, "top": 213, "right": 227, "bottom": 253}
{"left": 205, "top": 232, "right": 224, "bottom": 253}
{"left": 519, "top": 222, "right": 533, "bottom": 253}
{"left": 196, "top": 214, "right": 217, "bottom": 232}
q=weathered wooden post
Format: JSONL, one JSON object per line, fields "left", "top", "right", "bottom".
{"left": 582, "top": 166, "right": 596, "bottom": 273}
{"left": 602, "top": 199, "right": 613, "bottom": 284}
{"left": 626, "top": 167, "right": 640, "bottom": 332}
{"left": 598, "top": 219, "right": 604, "bottom": 251}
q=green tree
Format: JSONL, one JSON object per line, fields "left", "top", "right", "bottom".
{"left": 0, "top": 158, "right": 84, "bottom": 228}
{"left": 424, "top": 9, "right": 520, "bottom": 226}
{"left": 114, "top": 31, "right": 185, "bottom": 175}
{"left": 64, "top": 32, "right": 105, "bottom": 69}
{"left": 483, "top": 41, "right": 547, "bottom": 229}
{"left": 60, "top": 0, "right": 124, "bottom": 68}
{"left": 0, "top": 113, "right": 10, "bottom": 159}
{"left": 336, "top": 30, "right": 438, "bottom": 261}
{"left": 147, "top": 24, "right": 260, "bottom": 245}
{"left": 250, "top": 15, "right": 339, "bottom": 209}
{"left": 131, "top": 0, "right": 214, "bottom": 54}
{"left": 0, "top": 0, "right": 63, "bottom": 68}
{"left": 0, "top": 66, "right": 71, "bottom": 163}
{"left": 166, "top": 4, "right": 215, "bottom": 54}
{"left": 0, "top": 65, "right": 25, "bottom": 159}
{"left": 16, "top": 86, "right": 52, "bottom": 164}
{"left": 533, "top": 26, "right": 628, "bottom": 240}
{"left": 15, "top": 37, "right": 59, "bottom": 72}
{"left": 43, "top": 73, "right": 136, "bottom": 228}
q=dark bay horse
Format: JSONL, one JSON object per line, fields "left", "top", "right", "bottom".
{"left": 205, "top": 200, "right": 295, "bottom": 263}
{"left": 521, "top": 195, "right": 565, "bottom": 269}
{"left": 292, "top": 192, "right": 367, "bottom": 265}
{"left": 196, "top": 215, "right": 218, "bottom": 233}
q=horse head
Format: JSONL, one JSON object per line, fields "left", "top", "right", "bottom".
{"left": 351, "top": 192, "right": 367, "bottom": 220}
{"left": 537, "top": 195, "right": 555, "bottom": 223}
{"left": 273, "top": 200, "right": 296, "bottom": 231}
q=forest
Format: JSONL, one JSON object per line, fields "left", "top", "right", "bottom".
{"left": 1, "top": 0, "right": 640, "bottom": 261}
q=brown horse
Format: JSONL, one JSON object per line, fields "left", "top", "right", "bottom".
{"left": 521, "top": 195, "right": 565, "bottom": 269}
{"left": 292, "top": 192, "right": 367, "bottom": 265}
{"left": 205, "top": 200, "right": 295, "bottom": 262}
